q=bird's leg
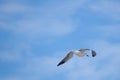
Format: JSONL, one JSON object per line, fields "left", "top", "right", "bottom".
{"left": 85, "top": 52, "right": 89, "bottom": 57}
{"left": 86, "top": 55, "right": 89, "bottom": 57}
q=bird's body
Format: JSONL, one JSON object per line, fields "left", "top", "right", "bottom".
{"left": 57, "top": 48, "right": 96, "bottom": 66}
{"left": 73, "top": 50, "right": 86, "bottom": 57}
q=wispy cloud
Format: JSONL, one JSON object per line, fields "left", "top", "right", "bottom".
{"left": 90, "top": 25, "right": 120, "bottom": 39}
{"left": 0, "top": 0, "right": 89, "bottom": 37}
{"left": 0, "top": 0, "right": 120, "bottom": 80}
{"left": 0, "top": 2, "right": 29, "bottom": 13}
{"left": 89, "top": 0, "right": 120, "bottom": 20}
{"left": 65, "top": 40, "right": 120, "bottom": 80}
{"left": 1, "top": 40, "right": 119, "bottom": 80}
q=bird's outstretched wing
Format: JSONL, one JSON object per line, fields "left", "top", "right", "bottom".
{"left": 79, "top": 48, "right": 90, "bottom": 52}
{"left": 91, "top": 50, "right": 96, "bottom": 57}
{"left": 57, "top": 51, "right": 73, "bottom": 66}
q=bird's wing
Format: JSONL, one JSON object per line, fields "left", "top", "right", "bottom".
{"left": 79, "top": 48, "right": 97, "bottom": 57}
{"left": 79, "top": 48, "right": 90, "bottom": 52}
{"left": 57, "top": 51, "right": 73, "bottom": 66}
{"left": 91, "top": 50, "right": 96, "bottom": 57}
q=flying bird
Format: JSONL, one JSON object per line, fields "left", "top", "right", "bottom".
{"left": 57, "top": 48, "right": 96, "bottom": 66}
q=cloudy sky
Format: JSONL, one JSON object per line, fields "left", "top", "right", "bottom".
{"left": 0, "top": 0, "right": 120, "bottom": 80}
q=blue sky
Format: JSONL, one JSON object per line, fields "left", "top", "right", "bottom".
{"left": 0, "top": 0, "right": 120, "bottom": 80}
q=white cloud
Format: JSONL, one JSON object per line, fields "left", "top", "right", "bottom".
{"left": 1, "top": 40, "right": 120, "bottom": 80}
{"left": 0, "top": 0, "right": 120, "bottom": 80}
{"left": 0, "top": 2, "right": 28, "bottom": 13}
{"left": 85, "top": 25, "right": 120, "bottom": 39}
{"left": 1, "top": 0, "right": 120, "bottom": 38}
{"left": 0, "top": 76, "right": 22, "bottom": 80}
{"left": 0, "top": 52, "right": 21, "bottom": 61}
{"left": 0, "top": 0, "right": 89, "bottom": 37}
{"left": 89, "top": 0, "right": 120, "bottom": 20}
{"left": 14, "top": 56, "right": 65, "bottom": 80}
{"left": 4, "top": 41, "right": 119, "bottom": 80}
{"left": 98, "top": 25, "right": 120, "bottom": 37}
{"left": 13, "top": 18, "right": 76, "bottom": 37}
{"left": 65, "top": 40, "right": 120, "bottom": 80}
{"left": 0, "top": 42, "right": 32, "bottom": 62}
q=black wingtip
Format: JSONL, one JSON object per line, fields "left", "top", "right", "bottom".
{"left": 91, "top": 50, "right": 96, "bottom": 57}
{"left": 57, "top": 63, "right": 60, "bottom": 66}
{"left": 92, "top": 55, "right": 96, "bottom": 57}
{"left": 57, "top": 64, "right": 60, "bottom": 66}
{"left": 57, "top": 61, "right": 65, "bottom": 66}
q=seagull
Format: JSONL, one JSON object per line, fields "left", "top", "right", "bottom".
{"left": 57, "top": 48, "right": 96, "bottom": 66}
